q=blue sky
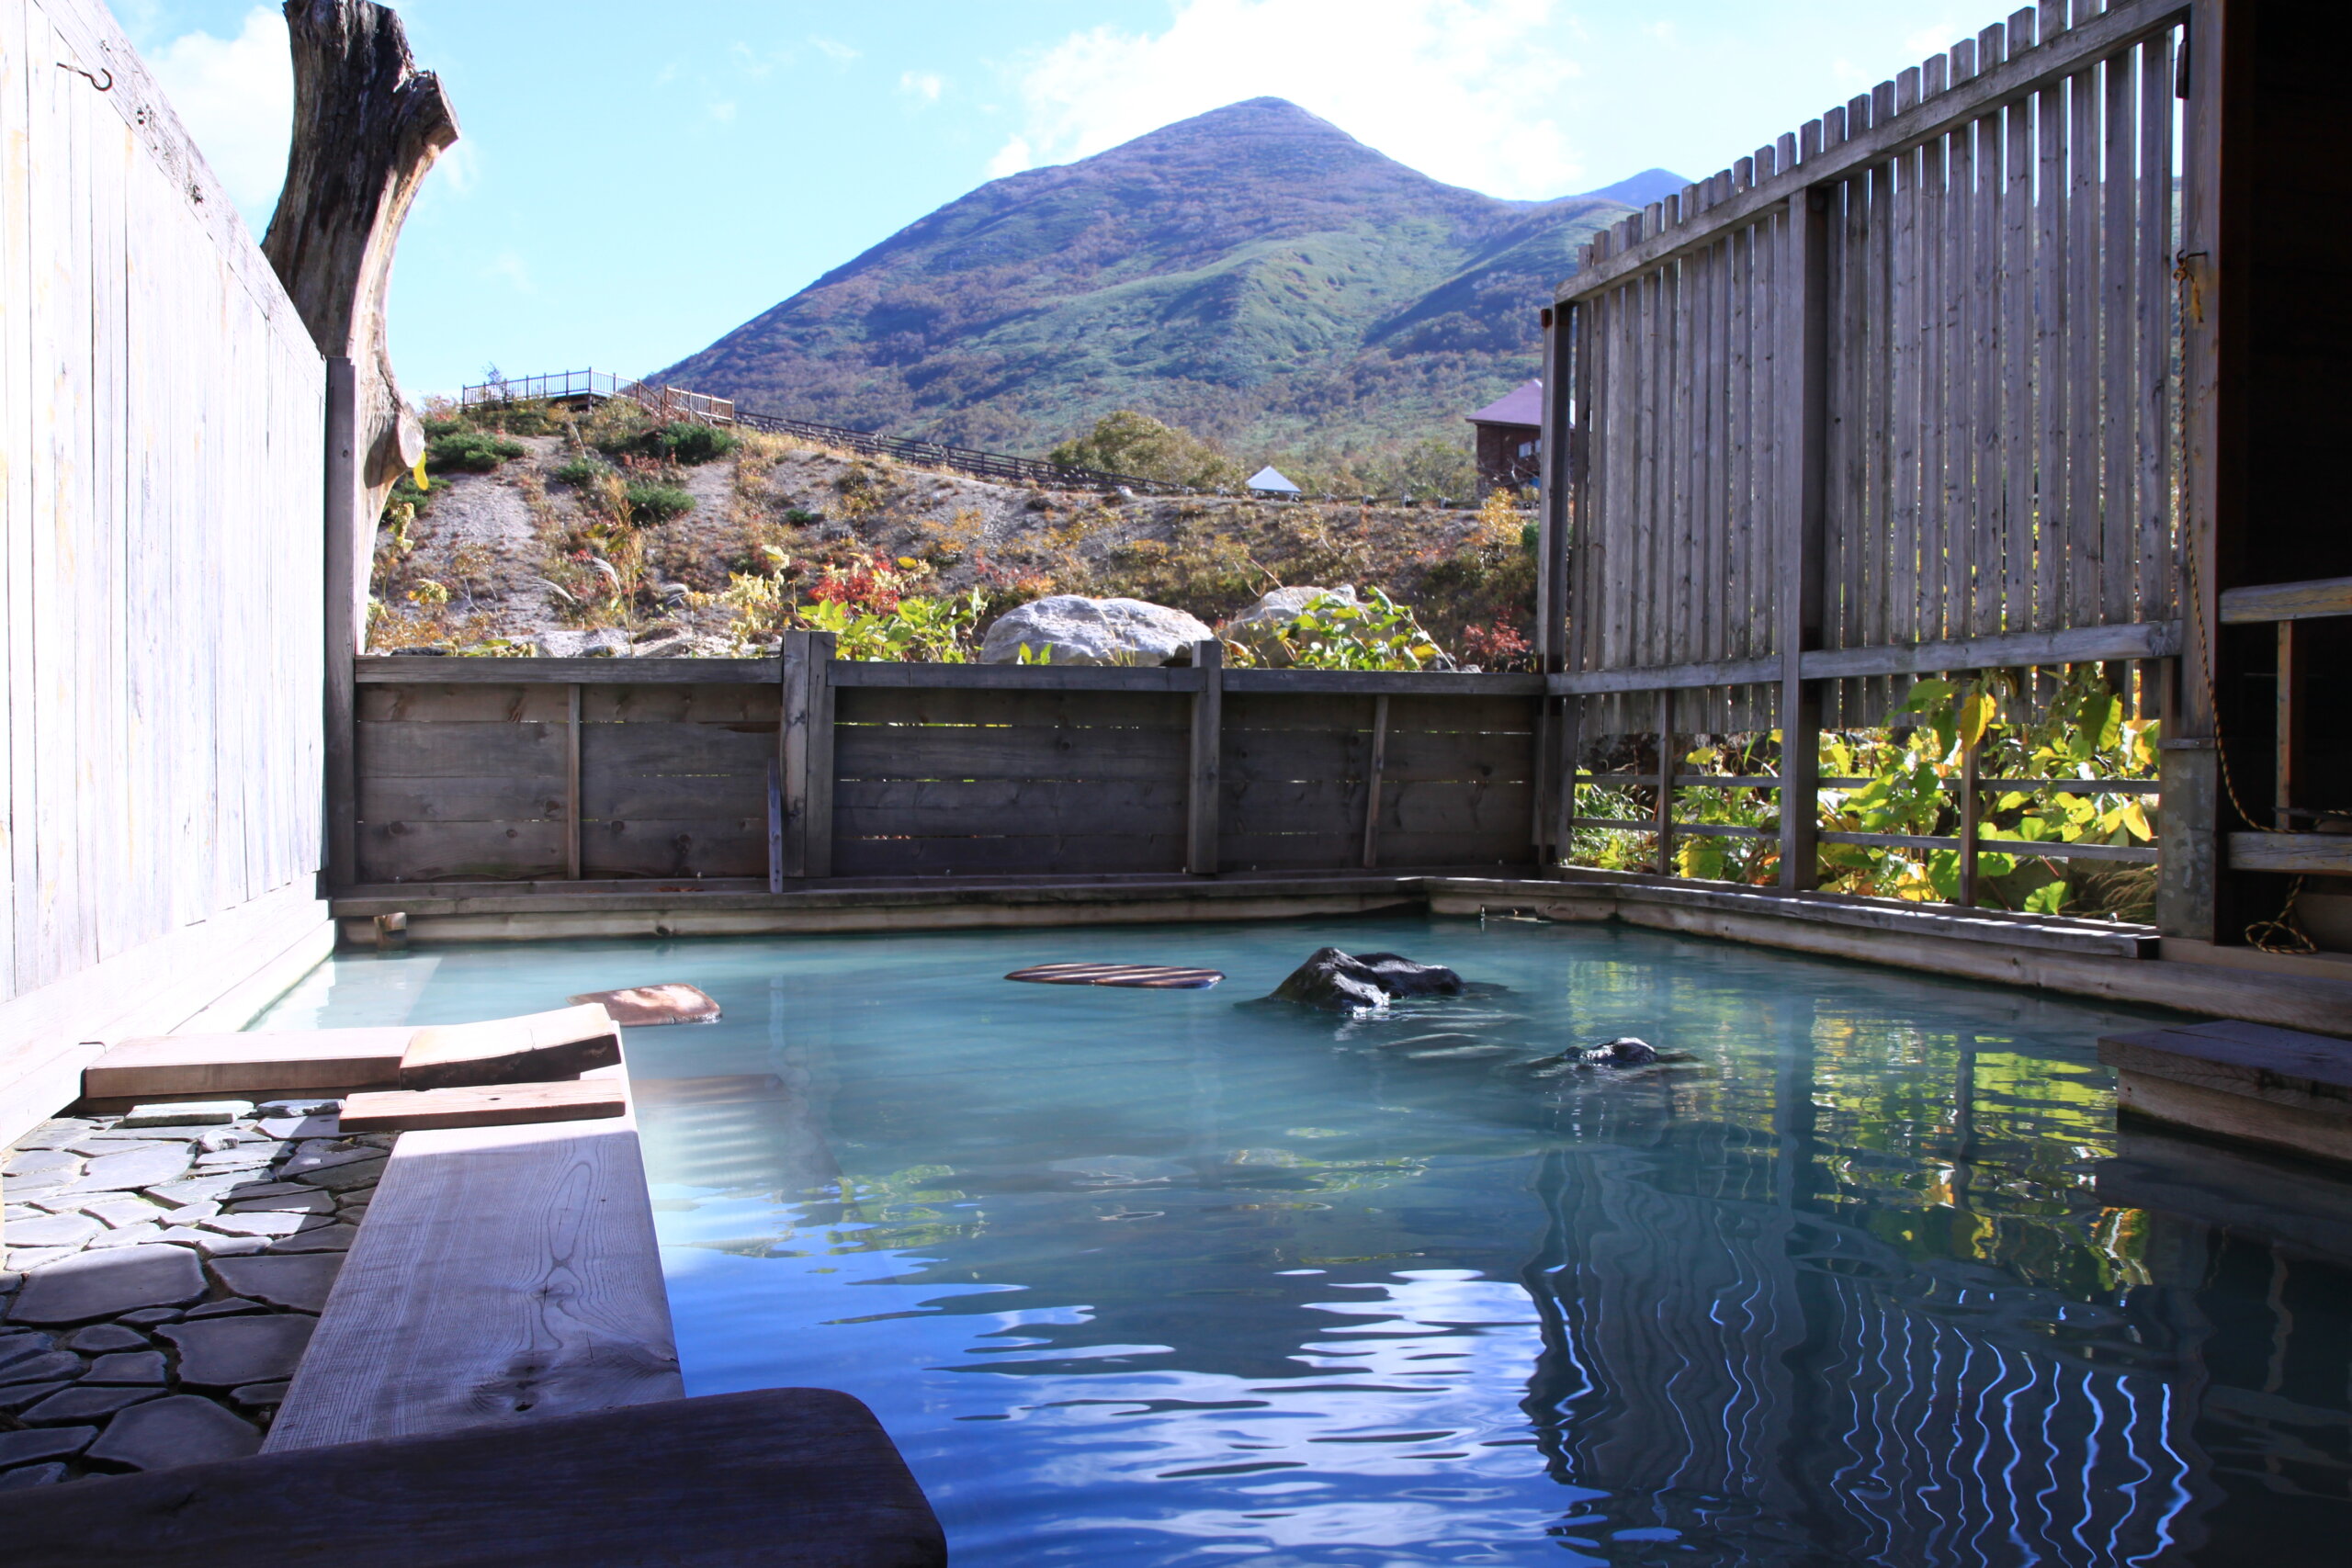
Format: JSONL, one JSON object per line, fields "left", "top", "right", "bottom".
{"left": 122, "top": 1, "right": 1974, "bottom": 402}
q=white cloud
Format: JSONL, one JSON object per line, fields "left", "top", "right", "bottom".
{"left": 708, "top": 99, "right": 739, "bottom": 123}
{"left": 481, "top": 250, "right": 534, "bottom": 294}
{"left": 146, "top": 6, "right": 292, "bottom": 227}
{"left": 899, "top": 70, "right": 944, "bottom": 104}
{"left": 986, "top": 0, "right": 1591, "bottom": 200}
{"left": 810, "top": 37, "right": 859, "bottom": 68}
{"left": 1904, "top": 23, "right": 1962, "bottom": 58}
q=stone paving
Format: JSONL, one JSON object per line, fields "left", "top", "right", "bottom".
{"left": 0, "top": 1099, "right": 387, "bottom": 1488}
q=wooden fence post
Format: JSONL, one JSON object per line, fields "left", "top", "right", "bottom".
{"left": 565, "top": 684, "right": 582, "bottom": 881}
{"left": 1958, "top": 735, "right": 1981, "bottom": 908}
{"left": 1655, "top": 689, "right": 1677, "bottom": 876}
{"left": 1362, "top": 694, "right": 1389, "bottom": 870}
{"left": 780, "top": 631, "right": 835, "bottom": 879}
{"left": 1186, "top": 640, "right": 1223, "bottom": 875}
{"left": 1777, "top": 184, "right": 1831, "bottom": 892}
{"left": 322, "top": 356, "right": 360, "bottom": 891}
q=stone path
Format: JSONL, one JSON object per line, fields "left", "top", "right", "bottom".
{"left": 0, "top": 1100, "right": 386, "bottom": 1487}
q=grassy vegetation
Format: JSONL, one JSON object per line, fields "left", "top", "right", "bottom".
{"left": 424, "top": 430, "right": 526, "bottom": 474}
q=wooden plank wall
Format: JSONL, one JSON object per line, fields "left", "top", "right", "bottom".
{"left": 0, "top": 0, "right": 328, "bottom": 1128}
{"left": 1563, "top": 0, "right": 2184, "bottom": 732}
{"left": 352, "top": 669, "right": 1544, "bottom": 885}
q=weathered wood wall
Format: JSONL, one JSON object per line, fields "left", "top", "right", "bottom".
{"left": 349, "top": 658, "right": 1547, "bottom": 886}
{"left": 0, "top": 0, "right": 330, "bottom": 1140}
{"left": 1557, "top": 0, "right": 2188, "bottom": 734}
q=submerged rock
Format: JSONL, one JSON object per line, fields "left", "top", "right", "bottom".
{"left": 1269, "top": 948, "right": 1466, "bottom": 1010}
{"left": 1583, "top": 1036, "right": 1658, "bottom": 1067}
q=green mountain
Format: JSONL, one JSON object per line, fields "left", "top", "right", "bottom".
{"left": 657, "top": 99, "right": 1657, "bottom": 457}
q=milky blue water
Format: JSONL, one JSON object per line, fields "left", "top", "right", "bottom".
{"left": 260, "top": 914, "right": 2352, "bottom": 1565}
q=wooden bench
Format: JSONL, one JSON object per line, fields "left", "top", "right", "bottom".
{"left": 2098, "top": 1019, "right": 2352, "bottom": 1166}
{"left": 0, "top": 1388, "right": 945, "bottom": 1566}
{"left": 266, "top": 1068, "right": 683, "bottom": 1450}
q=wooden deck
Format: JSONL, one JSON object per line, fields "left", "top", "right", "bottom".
{"left": 2099, "top": 1019, "right": 2352, "bottom": 1165}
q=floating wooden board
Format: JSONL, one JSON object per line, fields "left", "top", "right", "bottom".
{"left": 340, "top": 1077, "right": 628, "bottom": 1134}
{"left": 8, "top": 1389, "right": 945, "bottom": 1567}
{"left": 397, "top": 1004, "right": 621, "bottom": 1091}
{"left": 568, "top": 983, "right": 722, "bottom": 1026}
{"left": 85, "top": 1029, "right": 417, "bottom": 1100}
{"left": 1006, "top": 962, "right": 1224, "bottom": 989}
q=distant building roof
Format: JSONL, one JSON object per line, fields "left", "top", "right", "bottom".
{"left": 1247, "top": 465, "right": 1302, "bottom": 493}
{"left": 1466, "top": 379, "right": 1543, "bottom": 428}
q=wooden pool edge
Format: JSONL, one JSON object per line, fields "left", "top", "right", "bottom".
{"left": 326, "top": 870, "right": 2352, "bottom": 1040}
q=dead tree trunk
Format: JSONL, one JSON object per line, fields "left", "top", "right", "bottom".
{"left": 262, "top": 0, "right": 458, "bottom": 535}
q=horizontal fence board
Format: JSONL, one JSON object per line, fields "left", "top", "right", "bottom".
{"left": 1221, "top": 670, "right": 1547, "bottom": 695}
{"left": 1220, "top": 693, "right": 1379, "bottom": 733}
{"left": 1217, "top": 832, "right": 1370, "bottom": 873}
{"left": 358, "top": 821, "right": 569, "bottom": 884}
{"left": 832, "top": 779, "right": 1187, "bottom": 838}
{"left": 356, "top": 722, "right": 565, "bottom": 779}
{"left": 1223, "top": 778, "right": 1370, "bottom": 836}
{"left": 833, "top": 723, "right": 1189, "bottom": 784}
{"left": 830, "top": 661, "right": 1203, "bottom": 693}
{"left": 1384, "top": 694, "right": 1540, "bottom": 734}
{"left": 1385, "top": 781, "right": 1534, "bottom": 838}
{"left": 1380, "top": 729, "right": 1537, "bottom": 784}
{"left": 2225, "top": 832, "right": 2352, "bottom": 875}
{"left": 830, "top": 831, "right": 1186, "bottom": 878}
{"left": 1223, "top": 728, "right": 1370, "bottom": 784}
{"left": 581, "top": 685, "right": 780, "bottom": 723}
{"left": 584, "top": 773, "right": 765, "bottom": 822}
{"left": 357, "top": 777, "right": 568, "bottom": 825}
{"left": 356, "top": 685, "right": 572, "bottom": 724}
{"left": 581, "top": 819, "right": 766, "bottom": 880}
{"left": 580, "top": 721, "right": 776, "bottom": 776}
{"left": 836, "top": 686, "right": 1190, "bottom": 730}
{"left": 2218, "top": 577, "right": 2352, "bottom": 625}
{"left": 354, "top": 658, "right": 777, "bottom": 684}
{"left": 1363, "top": 831, "right": 1538, "bottom": 868}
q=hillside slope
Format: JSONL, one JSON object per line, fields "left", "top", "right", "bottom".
{"left": 658, "top": 99, "right": 1642, "bottom": 457}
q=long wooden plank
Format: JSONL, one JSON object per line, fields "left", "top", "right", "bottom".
{"left": 830, "top": 830, "right": 1186, "bottom": 878}
{"left": 355, "top": 657, "right": 778, "bottom": 684}
{"left": 837, "top": 684, "right": 1189, "bottom": 728}
{"left": 2224, "top": 832, "right": 2352, "bottom": 876}
{"left": 834, "top": 778, "right": 1188, "bottom": 837}
{"left": 2218, "top": 576, "right": 2352, "bottom": 624}
{"left": 341, "top": 1077, "right": 628, "bottom": 1132}
{"left": 0, "top": 1389, "right": 946, "bottom": 1568}
{"left": 265, "top": 1111, "right": 682, "bottom": 1450}
{"left": 85, "top": 1027, "right": 414, "bottom": 1099}
{"left": 398, "top": 1003, "right": 621, "bottom": 1090}
{"left": 833, "top": 722, "right": 1190, "bottom": 783}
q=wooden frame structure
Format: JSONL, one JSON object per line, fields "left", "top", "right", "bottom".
{"left": 1538, "top": 0, "right": 2352, "bottom": 944}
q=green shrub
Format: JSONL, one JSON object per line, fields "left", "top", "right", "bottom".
{"left": 595, "top": 421, "right": 740, "bottom": 466}
{"left": 624, "top": 481, "right": 695, "bottom": 524}
{"left": 783, "top": 507, "right": 822, "bottom": 525}
{"left": 551, "top": 457, "right": 607, "bottom": 487}
{"left": 426, "top": 431, "right": 526, "bottom": 474}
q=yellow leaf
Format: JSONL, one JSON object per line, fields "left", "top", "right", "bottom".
{"left": 1957, "top": 685, "right": 1993, "bottom": 750}
{"left": 2121, "top": 799, "right": 2152, "bottom": 840}
{"left": 412, "top": 457, "right": 430, "bottom": 491}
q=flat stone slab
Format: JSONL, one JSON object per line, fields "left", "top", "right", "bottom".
{"left": 296, "top": 1157, "right": 388, "bottom": 1193}
{"left": 21, "top": 1384, "right": 161, "bottom": 1424}
{"left": 222, "top": 1188, "right": 334, "bottom": 1215}
{"left": 85, "top": 1394, "right": 259, "bottom": 1471}
{"left": 229, "top": 1381, "right": 288, "bottom": 1409}
{"left": 144, "top": 1175, "right": 260, "bottom": 1209}
{"left": 199, "top": 1211, "right": 327, "bottom": 1239}
{"left": 8, "top": 1246, "right": 206, "bottom": 1325}
{"left": 0, "top": 1382, "right": 71, "bottom": 1413}
{"left": 0, "top": 1332, "right": 59, "bottom": 1370}
{"left": 87, "top": 1223, "right": 169, "bottom": 1249}
{"left": 0, "top": 1389, "right": 946, "bottom": 1567}
{"left": 0, "top": 1462, "right": 66, "bottom": 1489}
{"left": 82, "top": 1197, "right": 170, "bottom": 1229}
{"left": 4, "top": 1149, "right": 80, "bottom": 1178}
{"left": 64, "top": 1325, "right": 148, "bottom": 1353}
{"left": 0, "top": 1352, "right": 83, "bottom": 1385}
{"left": 262, "top": 1224, "right": 357, "bottom": 1254}
{"left": 0, "top": 1427, "right": 95, "bottom": 1467}
{"left": 209, "top": 1253, "right": 343, "bottom": 1314}
{"left": 67, "top": 1145, "right": 191, "bottom": 1193}
{"left": 157, "top": 1315, "right": 314, "bottom": 1388}
{"left": 118, "top": 1102, "right": 254, "bottom": 1128}
{"left": 84, "top": 1350, "right": 166, "bottom": 1384}
{"left": 257, "top": 1115, "right": 339, "bottom": 1140}
{"left": 6, "top": 1213, "right": 98, "bottom": 1249}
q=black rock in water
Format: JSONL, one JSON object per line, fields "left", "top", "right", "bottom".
{"left": 1583, "top": 1036, "right": 1658, "bottom": 1067}
{"left": 1270, "top": 948, "right": 1464, "bottom": 1010}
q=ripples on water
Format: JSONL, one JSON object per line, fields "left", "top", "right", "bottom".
{"left": 263, "top": 914, "right": 2352, "bottom": 1565}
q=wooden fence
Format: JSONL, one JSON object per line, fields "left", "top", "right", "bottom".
{"left": 0, "top": 0, "right": 332, "bottom": 1136}
{"left": 349, "top": 640, "right": 1547, "bottom": 886}
{"left": 1539, "top": 0, "right": 2198, "bottom": 897}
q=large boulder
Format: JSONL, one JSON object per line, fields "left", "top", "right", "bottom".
{"left": 979, "top": 595, "right": 1216, "bottom": 666}
{"left": 1270, "top": 947, "right": 1465, "bottom": 1011}
{"left": 1220, "top": 585, "right": 1355, "bottom": 665}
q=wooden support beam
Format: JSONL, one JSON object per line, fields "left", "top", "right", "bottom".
{"left": 339, "top": 1078, "right": 628, "bottom": 1133}
{"left": 396, "top": 1004, "right": 620, "bottom": 1090}
{"left": 564, "top": 682, "right": 582, "bottom": 881}
{"left": 1550, "top": 697, "right": 1581, "bottom": 866}
{"left": 1655, "top": 690, "right": 1677, "bottom": 876}
{"left": 1777, "top": 186, "right": 1830, "bottom": 892}
{"left": 323, "top": 357, "right": 361, "bottom": 889}
{"left": 85, "top": 1029, "right": 414, "bottom": 1100}
{"left": 1362, "top": 694, "right": 1389, "bottom": 870}
{"left": 2276, "top": 620, "right": 2301, "bottom": 831}
{"left": 1958, "top": 737, "right": 1983, "bottom": 908}
{"left": 780, "top": 631, "right": 836, "bottom": 879}
{"left": 1186, "top": 639, "right": 1223, "bottom": 875}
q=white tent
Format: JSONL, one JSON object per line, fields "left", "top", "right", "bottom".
{"left": 1246, "top": 465, "right": 1301, "bottom": 494}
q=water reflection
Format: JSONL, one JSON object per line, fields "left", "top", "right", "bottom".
{"left": 259, "top": 917, "right": 2352, "bottom": 1564}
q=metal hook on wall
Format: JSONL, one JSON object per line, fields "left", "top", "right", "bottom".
{"left": 56, "top": 61, "right": 114, "bottom": 92}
